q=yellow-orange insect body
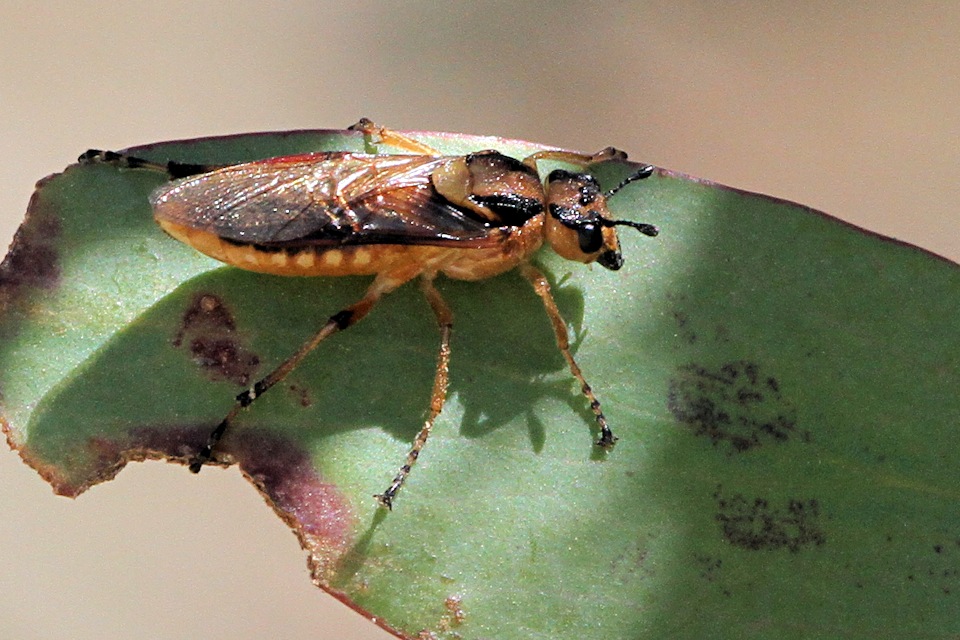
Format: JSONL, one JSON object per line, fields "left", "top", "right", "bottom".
{"left": 79, "top": 120, "right": 658, "bottom": 509}
{"left": 153, "top": 152, "right": 548, "bottom": 281}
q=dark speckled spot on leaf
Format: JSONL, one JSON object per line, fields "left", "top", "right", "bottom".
{"left": 713, "top": 486, "right": 826, "bottom": 552}
{"left": 667, "top": 360, "right": 804, "bottom": 453}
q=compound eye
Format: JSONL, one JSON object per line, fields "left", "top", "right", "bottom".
{"left": 576, "top": 221, "right": 604, "bottom": 253}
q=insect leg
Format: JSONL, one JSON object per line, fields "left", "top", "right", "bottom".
{"left": 189, "top": 271, "right": 411, "bottom": 473}
{"left": 348, "top": 118, "right": 442, "bottom": 156}
{"left": 521, "top": 147, "right": 630, "bottom": 173}
{"left": 374, "top": 275, "right": 454, "bottom": 510}
{"left": 77, "top": 149, "right": 218, "bottom": 179}
{"left": 519, "top": 263, "right": 618, "bottom": 448}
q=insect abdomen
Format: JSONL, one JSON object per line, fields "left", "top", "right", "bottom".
{"left": 158, "top": 219, "right": 419, "bottom": 277}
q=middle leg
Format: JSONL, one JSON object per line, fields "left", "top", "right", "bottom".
{"left": 375, "top": 274, "right": 454, "bottom": 509}
{"left": 189, "top": 270, "right": 413, "bottom": 473}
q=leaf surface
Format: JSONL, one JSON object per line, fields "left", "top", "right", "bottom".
{"left": 2, "top": 129, "right": 958, "bottom": 639}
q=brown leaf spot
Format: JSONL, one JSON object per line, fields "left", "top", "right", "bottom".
{"left": 173, "top": 293, "right": 260, "bottom": 386}
{"left": 442, "top": 594, "right": 466, "bottom": 628}
{"left": 0, "top": 184, "right": 62, "bottom": 307}
{"left": 288, "top": 383, "right": 313, "bottom": 408}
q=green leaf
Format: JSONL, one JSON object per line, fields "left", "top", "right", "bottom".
{"left": 2, "top": 128, "right": 958, "bottom": 639}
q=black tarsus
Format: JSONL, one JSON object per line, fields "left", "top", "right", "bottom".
{"left": 78, "top": 149, "right": 215, "bottom": 179}
{"left": 189, "top": 418, "right": 229, "bottom": 473}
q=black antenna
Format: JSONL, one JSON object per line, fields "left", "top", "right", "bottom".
{"left": 602, "top": 218, "right": 659, "bottom": 237}
{"left": 600, "top": 164, "right": 658, "bottom": 237}
{"left": 603, "top": 165, "right": 655, "bottom": 199}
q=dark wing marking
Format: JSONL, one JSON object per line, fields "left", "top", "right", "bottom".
{"left": 150, "top": 152, "right": 504, "bottom": 248}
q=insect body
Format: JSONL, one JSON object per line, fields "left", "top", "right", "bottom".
{"left": 80, "top": 120, "right": 658, "bottom": 508}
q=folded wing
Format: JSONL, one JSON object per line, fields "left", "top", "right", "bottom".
{"left": 150, "top": 152, "right": 502, "bottom": 248}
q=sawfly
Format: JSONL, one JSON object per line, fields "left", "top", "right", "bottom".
{"left": 80, "top": 119, "right": 658, "bottom": 508}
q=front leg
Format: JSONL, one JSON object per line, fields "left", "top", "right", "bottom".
{"left": 520, "top": 263, "right": 618, "bottom": 448}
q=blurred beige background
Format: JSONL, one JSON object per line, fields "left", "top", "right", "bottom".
{"left": 1, "top": 3, "right": 957, "bottom": 639}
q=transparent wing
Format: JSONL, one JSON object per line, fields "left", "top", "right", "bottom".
{"left": 150, "top": 152, "right": 501, "bottom": 248}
